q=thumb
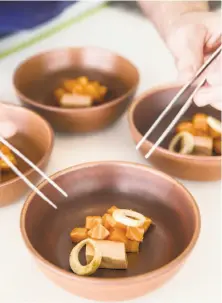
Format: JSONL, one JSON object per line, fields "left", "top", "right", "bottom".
{"left": 168, "top": 24, "right": 207, "bottom": 81}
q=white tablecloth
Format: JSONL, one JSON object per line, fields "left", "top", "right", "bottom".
{"left": 0, "top": 4, "right": 221, "bottom": 303}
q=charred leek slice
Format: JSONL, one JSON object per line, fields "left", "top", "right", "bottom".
{"left": 69, "top": 239, "right": 102, "bottom": 276}
{"left": 113, "top": 209, "right": 146, "bottom": 228}
{"left": 169, "top": 131, "right": 194, "bottom": 155}
{"left": 207, "top": 116, "right": 222, "bottom": 137}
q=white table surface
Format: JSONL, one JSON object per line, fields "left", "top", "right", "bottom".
{"left": 0, "top": 4, "right": 221, "bottom": 303}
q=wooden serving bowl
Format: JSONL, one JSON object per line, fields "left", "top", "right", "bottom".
{"left": 20, "top": 162, "right": 200, "bottom": 301}
{"left": 0, "top": 104, "right": 53, "bottom": 206}
{"left": 14, "top": 47, "right": 139, "bottom": 133}
{"left": 128, "top": 84, "right": 221, "bottom": 181}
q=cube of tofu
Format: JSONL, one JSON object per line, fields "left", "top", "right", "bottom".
{"left": 143, "top": 217, "right": 152, "bottom": 233}
{"left": 108, "top": 228, "right": 128, "bottom": 244}
{"left": 193, "top": 136, "right": 213, "bottom": 156}
{"left": 107, "top": 205, "right": 119, "bottom": 215}
{"left": 70, "top": 228, "right": 88, "bottom": 243}
{"left": 125, "top": 240, "right": 140, "bottom": 253}
{"left": 102, "top": 214, "right": 116, "bottom": 230}
{"left": 126, "top": 226, "right": 144, "bottom": 242}
{"left": 88, "top": 224, "right": 110, "bottom": 240}
{"left": 60, "top": 93, "right": 93, "bottom": 108}
{"left": 86, "top": 240, "right": 128, "bottom": 269}
{"left": 85, "top": 216, "right": 102, "bottom": 229}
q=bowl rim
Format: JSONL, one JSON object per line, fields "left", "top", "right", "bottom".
{"left": 128, "top": 83, "right": 221, "bottom": 162}
{"left": 13, "top": 46, "right": 140, "bottom": 113}
{"left": 20, "top": 161, "right": 201, "bottom": 285}
{"left": 0, "top": 102, "right": 54, "bottom": 188}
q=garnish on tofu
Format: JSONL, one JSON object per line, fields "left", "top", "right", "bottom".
{"left": 169, "top": 113, "right": 221, "bottom": 156}
{"left": 54, "top": 76, "right": 107, "bottom": 108}
{"left": 69, "top": 206, "right": 153, "bottom": 276}
{"left": 69, "top": 239, "right": 102, "bottom": 276}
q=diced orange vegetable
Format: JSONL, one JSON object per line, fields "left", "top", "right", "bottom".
{"left": 126, "top": 226, "right": 144, "bottom": 242}
{"left": 85, "top": 216, "right": 102, "bottom": 229}
{"left": 102, "top": 214, "right": 116, "bottom": 230}
{"left": 70, "top": 228, "right": 88, "bottom": 243}
{"left": 63, "top": 80, "right": 77, "bottom": 93}
{"left": 213, "top": 138, "right": 221, "bottom": 155}
{"left": 107, "top": 206, "right": 119, "bottom": 215}
{"left": 108, "top": 228, "right": 128, "bottom": 244}
{"left": 88, "top": 224, "right": 110, "bottom": 240}
{"left": 77, "top": 76, "right": 88, "bottom": 86}
{"left": 192, "top": 113, "right": 209, "bottom": 133}
{"left": 125, "top": 240, "right": 140, "bottom": 253}
{"left": 0, "top": 144, "right": 17, "bottom": 171}
{"left": 176, "top": 121, "right": 194, "bottom": 135}
{"left": 54, "top": 88, "right": 66, "bottom": 101}
{"left": 143, "top": 217, "right": 152, "bottom": 233}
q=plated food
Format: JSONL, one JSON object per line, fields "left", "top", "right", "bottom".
{"left": 128, "top": 84, "right": 222, "bottom": 181}
{"left": 54, "top": 77, "right": 108, "bottom": 108}
{"left": 69, "top": 206, "right": 152, "bottom": 276}
{"left": 14, "top": 47, "right": 139, "bottom": 132}
{"left": 169, "top": 114, "right": 222, "bottom": 156}
{"left": 0, "top": 143, "right": 17, "bottom": 171}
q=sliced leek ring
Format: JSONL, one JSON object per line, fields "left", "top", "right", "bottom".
{"left": 69, "top": 239, "right": 102, "bottom": 276}
{"left": 207, "top": 116, "right": 222, "bottom": 135}
{"left": 113, "top": 209, "right": 146, "bottom": 228}
{"left": 169, "top": 131, "right": 194, "bottom": 155}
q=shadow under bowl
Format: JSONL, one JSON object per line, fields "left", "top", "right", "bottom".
{"left": 20, "top": 161, "right": 200, "bottom": 301}
{"left": 0, "top": 103, "right": 54, "bottom": 206}
{"left": 14, "top": 47, "right": 139, "bottom": 133}
{"left": 128, "top": 84, "right": 221, "bottom": 181}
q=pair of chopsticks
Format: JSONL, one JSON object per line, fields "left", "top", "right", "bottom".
{"left": 136, "top": 45, "right": 222, "bottom": 159}
{"left": 0, "top": 134, "right": 67, "bottom": 209}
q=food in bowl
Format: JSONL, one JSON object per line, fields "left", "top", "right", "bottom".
{"left": 69, "top": 206, "right": 153, "bottom": 276}
{"left": 0, "top": 142, "right": 17, "bottom": 171}
{"left": 54, "top": 76, "right": 108, "bottom": 108}
{"left": 169, "top": 113, "right": 222, "bottom": 156}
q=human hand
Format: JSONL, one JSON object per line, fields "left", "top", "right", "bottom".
{"left": 0, "top": 105, "right": 17, "bottom": 139}
{"left": 166, "top": 11, "right": 221, "bottom": 110}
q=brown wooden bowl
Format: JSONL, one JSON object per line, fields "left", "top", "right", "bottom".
{"left": 20, "top": 161, "right": 200, "bottom": 301}
{"left": 128, "top": 84, "right": 221, "bottom": 181}
{"left": 0, "top": 103, "right": 54, "bottom": 206}
{"left": 13, "top": 47, "right": 139, "bottom": 133}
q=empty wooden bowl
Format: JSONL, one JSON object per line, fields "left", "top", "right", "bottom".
{"left": 14, "top": 47, "right": 139, "bottom": 133}
{"left": 128, "top": 84, "right": 221, "bottom": 181}
{"left": 0, "top": 103, "right": 53, "bottom": 206}
{"left": 20, "top": 161, "right": 200, "bottom": 301}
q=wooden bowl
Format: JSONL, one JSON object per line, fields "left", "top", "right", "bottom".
{"left": 13, "top": 47, "right": 139, "bottom": 133}
{"left": 128, "top": 84, "right": 221, "bottom": 181}
{"left": 20, "top": 162, "right": 200, "bottom": 301}
{"left": 0, "top": 104, "right": 53, "bottom": 206}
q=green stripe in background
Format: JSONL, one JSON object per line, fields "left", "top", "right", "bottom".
{"left": 0, "top": 3, "right": 107, "bottom": 60}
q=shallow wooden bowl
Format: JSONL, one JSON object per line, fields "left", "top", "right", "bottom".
{"left": 20, "top": 162, "right": 200, "bottom": 301}
{"left": 0, "top": 104, "right": 53, "bottom": 206}
{"left": 14, "top": 47, "right": 139, "bottom": 133}
{"left": 128, "top": 84, "right": 221, "bottom": 181}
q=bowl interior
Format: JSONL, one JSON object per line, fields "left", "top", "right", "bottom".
{"left": 132, "top": 86, "right": 221, "bottom": 151}
{"left": 14, "top": 48, "right": 139, "bottom": 108}
{"left": 0, "top": 105, "right": 52, "bottom": 185}
{"left": 22, "top": 163, "right": 199, "bottom": 278}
